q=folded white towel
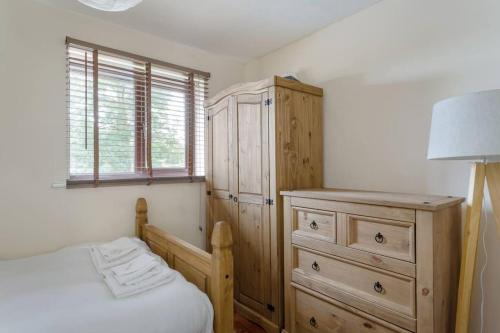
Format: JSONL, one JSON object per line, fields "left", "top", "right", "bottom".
{"left": 90, "top": 246, "right": 146, "bottom": 271}
{"left": 111, "top": 253, "right": 158, "bottom": 285}
{"left": 102, "top": 264, "right": 176, "bottom": 298}
{"left": 122, "top": 265, "right": 164, "bottom": 286}
{"left": 97, "top": 237, "right": 138, "bottom": 261}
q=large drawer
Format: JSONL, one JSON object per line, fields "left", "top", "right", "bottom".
{"left": 343, "top": 214, "right": 415, "bottom": 262}
{"left": 293, "top": 287, "right": 411, "bottom": 333}
{"left": 292, "top": 247, "right": 416, "bottom": 319}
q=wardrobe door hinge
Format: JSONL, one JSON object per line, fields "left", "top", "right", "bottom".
{"left": 207, "top": 115, "right": 210, "bottom": 121}
{"left": 265, "top": 198, "right": 274, "bottom": 205}
{"left": 264, "top": 98, "right": 273, "bottom": 106}
{"left": 267, "top": 304, "right": 275, "bottom": 312}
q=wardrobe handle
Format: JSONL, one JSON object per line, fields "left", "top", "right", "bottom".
{"left": 312, "top": 261, "right": 320, "bottom": 272}
{"left": 374, "top": 281, "right": 384, "bottom": 294}
{"left": 233, "top": 196, "right": 238, "bottom": 203}
{"left": 309, "top": 221, "right": 319, "bottom": 230}
{"left": 228, "top": 194, "right": 233, "bottom": 199}
{"left": 309, "top": 317, "right": 318, "bottom": 328}
{"left": 374, "top": 232, "right": 384, "bottom": 243}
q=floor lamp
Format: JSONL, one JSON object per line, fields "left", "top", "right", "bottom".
{"left": 427, "top": 89, "right": 500, "bottom": 333}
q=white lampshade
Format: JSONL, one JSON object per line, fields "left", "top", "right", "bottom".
{"left": 427, "top": 89, "right": 500, "bottom": 160}
{"left": 78, "top": 0, "right": 142, "bottom": 12}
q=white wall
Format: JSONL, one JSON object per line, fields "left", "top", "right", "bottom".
{"left": 0, "top": 0, "right": 244, "bottom": 259}
{"left": 244, "top": 0, "right": 500, "bottom": 331}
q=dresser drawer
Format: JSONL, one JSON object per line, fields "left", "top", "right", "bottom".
{"left": 293, "top": 288, "right": 409, "bottom": 333}
{"left": 293, "top": 247, "right": 415, "bottom": 318}
{"left": 294, "top": 208, "right": 336, "bottom": 243}
{"left": 344, "top": 214, "right": 415, "bottom": 262}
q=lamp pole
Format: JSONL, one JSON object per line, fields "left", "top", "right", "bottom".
{"left": 455, "top": 162, "right": 500, "bottom": 333}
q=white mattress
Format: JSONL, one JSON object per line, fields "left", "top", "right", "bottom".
{"left": 0, "top": 244, "right": 213, "bottom": 333}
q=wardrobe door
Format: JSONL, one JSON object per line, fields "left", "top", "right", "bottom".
{"left": 232, "top": 92, "right": 272, "bottom": 319}
{"left": 206, "top": 97, "right": 233, "bottom": 252}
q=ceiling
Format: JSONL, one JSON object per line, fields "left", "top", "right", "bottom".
{"left": 38, "top": 0, "right": 380, "bottom": 60}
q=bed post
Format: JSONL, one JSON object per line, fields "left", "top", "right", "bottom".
{"left": 135, "top": 198, "right": 148, "bottom": 240}
{"left": 210, "top": 221, "right": 234, "bottom": 333}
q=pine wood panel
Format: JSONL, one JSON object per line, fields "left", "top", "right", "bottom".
{"left": 283, "top": 192, "right": 463, "bottom": 333}
{"left": 283, "top": 196, "right": 294, "bottom": 333}
{"left": 206, "top": 78, "right": 324, "bottom": 332}
{"left": 294, "top": 208, "right": 336, "bottom": 243}
{"left": 432, "top": 206, "right": 461, "bottom": 333}
{"left": 274, "top": 76, "right": 323, "bottom": 97}
{"left": 345, "top": 214, "right": 415, "bottom": 262}
{"left": 291, "top": 233, "right": 416, "bottom": 277}
{"left": 293, "top": 288, "right": 407, "bottom": 333}
{"left": 267, "top": 85, "right": 280, "bottom": 328}
{"left": 174, "top": 256, "right": 208, "bottom": 292}
{"left": 238, "top": 102, "right": 263, "bottom": 194}
{"left": 210, "top": 99, "right": 230, "bottom": 192}
{"left": 206, "top": 97, "right": 232, "bottom": 252}
{"left": 455, "top": 163, "right": 485, "bottom": 333}
{"left": 292, "top": 284, "right": 412, "bottom": 333}
{"left": 236, "top": 301, "right": 280, "bottom": 333}
{"left": 211, "top": 198, "right": 235, "bottom": 289}
{"left": 238, "top": 203, "right": 269, "bottom": 307}
{"left": 274, "top": 87, "right": 323, "bottom": 191}
{"left": 135, "top": 198, "right": 234, "bottom": 333}
{"left": 272, "top": 85, "right": 324, "bottom": 331}
{"left": 234, "top": 93, "right": 272, "bottom": 319}
{"left": 204, "top": 76, "right": 323, "bottom": 109}
{"left": 281, "top": 189, "right": 463, "bottom": 211}
{"left": 291, "top": 197, "right": 416, "bottom": 223}
{"left": 235, "top": 312, "right": 267, "bottom": 333}
{"left": 291, "top": 272, "right": 416, "bottom": 332}
{"left": 293, "top": 247, "right": 416, "bottom": 318}
{"left": 485, "top": 162, "right": 500, "bottom": 237}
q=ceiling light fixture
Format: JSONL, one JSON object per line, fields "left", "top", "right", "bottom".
{"left": 78, "top": 0, "right": 142, "bottom": 12}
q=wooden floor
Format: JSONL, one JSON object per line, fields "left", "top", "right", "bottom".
{"left": 234, "top": 313, "right": 266, "bottom": 333}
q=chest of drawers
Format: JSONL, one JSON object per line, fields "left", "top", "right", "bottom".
{"left": 282, "top": 189, "right": 464, "bottom": 333}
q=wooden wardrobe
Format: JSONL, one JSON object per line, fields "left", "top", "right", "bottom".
{"left": 204, "top": 76, "right": 323, "bottom": 332}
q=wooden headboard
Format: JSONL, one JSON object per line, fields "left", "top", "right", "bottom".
{"left": 135, "top": 198, "right": 233, "bottom": 333}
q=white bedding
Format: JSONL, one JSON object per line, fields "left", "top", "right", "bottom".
{"left": 0, "top": 244, "right": 213, "bottom": 333}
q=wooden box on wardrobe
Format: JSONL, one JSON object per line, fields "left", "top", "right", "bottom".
{"left": 204, "top": 76, "right": 324, "bottom": 332}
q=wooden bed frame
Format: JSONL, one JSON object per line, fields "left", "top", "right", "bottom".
{"left": 135, "top": 198, "right": 234, "bottom": 333}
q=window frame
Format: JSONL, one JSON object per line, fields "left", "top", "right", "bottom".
{"left": 65, "top": 37, "right": 208, "bottom": 188}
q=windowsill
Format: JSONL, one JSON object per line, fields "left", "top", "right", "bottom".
{"left": 66, "top": 175, "right": 205, "bottom": 188}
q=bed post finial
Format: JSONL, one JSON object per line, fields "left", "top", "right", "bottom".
{"left": 135, "top": 198, "right": 148, "bottom": 239}
{"left": 210, "top": 221, "right": 233, "bottom": 333}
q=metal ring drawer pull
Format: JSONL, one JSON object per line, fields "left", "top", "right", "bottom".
{"left": 312, "top": 261, "right": 320, "bottom": 272}
{"left": 363, "top": 322, "right": 373, "bottom": 329}
{"left": 374, "top": 232, "right": 384, "bottom": 243}
{"left": 309, "top": 220, "right": 319, "bottom": 230}
{"left": 309, "top": 316, "right": 318, "bottom": 328}
{"left": 233, "top": 196, "right": 238, "bottom": 203}
{"left": 373, "top": 281, "right": 384, "bottom": 294}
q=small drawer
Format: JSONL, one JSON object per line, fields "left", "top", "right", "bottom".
{"left": 293, "top": 288, "right": 409, "bottom": 333}
{"left": 294, "top": 208, "right": 336, "bottom": 243}
{"left": 293, "top": 248, "right": 415, "bottom": 318}
{"left": 344, "top": 214, "right": 415, "bottom": 262}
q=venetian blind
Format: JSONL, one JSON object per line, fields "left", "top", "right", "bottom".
{"left": 66, "top": 38, "right": 209, "bottom": 186}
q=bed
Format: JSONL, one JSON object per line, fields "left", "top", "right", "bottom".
{"left": 0, "top": 198, "right": 234, "bottom": 333}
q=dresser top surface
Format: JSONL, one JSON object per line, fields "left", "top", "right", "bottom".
{"left": 280, "top": 188, "right": 464, "bottom": 211}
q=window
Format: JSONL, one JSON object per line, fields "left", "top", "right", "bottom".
{"left": 66, "top": 38, "right": 208, "bottom": 186}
